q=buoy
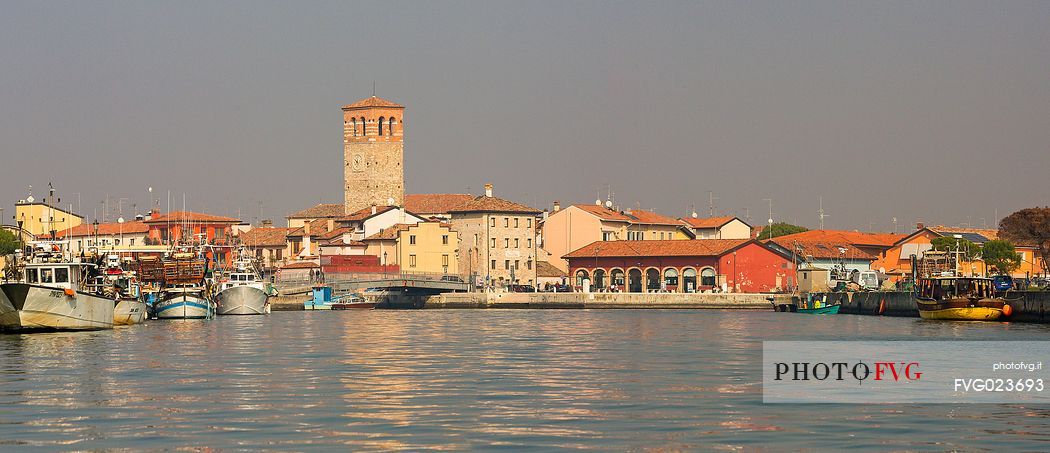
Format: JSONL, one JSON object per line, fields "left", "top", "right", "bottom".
{"left": 1002, "top": 304, "right": 1013, "bottom": 317}
{"left": 878, "top": 298, "right": 886, "bottom": 315}
{"left": 64, "top": 288, "right": 75, "bottom": 297}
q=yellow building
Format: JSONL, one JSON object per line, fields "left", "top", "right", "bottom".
{"left": 14, "top": 199, "right": 83, "bottom": 238}
{"left": 364, "top": 222, "right": 458, "bottom": 274}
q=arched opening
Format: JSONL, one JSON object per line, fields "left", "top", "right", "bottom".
{"left": 701, "top": 267, "right": 717, "bottom": 287}
{"left": 646, "top": 268, "right": 661, "bottom": 292}
{"left": 663, "top": 268, "right": 679, "bottom": 291}
{"left": 611, "top": 269, "right": 625, "bottom": 291}
{"left": 575, "top": 269, "right": 589, "bottom": 287}
{"left": 351, "top": 118, "right": 357, "bottom": 137}
{"left": 378, "top": 116, "right": 385, "bottom": 136}
{"left": 682, "top": 268, "right": 697, "bottom": 292}
{"left": 593, "top": 269, "right": 606, "bottom": 289}
{"left": 360, "top": 117, "right": 366, "bottom": 135}
{"left": 628, "top": 269, "right": 642, "bottom": 292}
{"left": 388, "top": 117, "right": 396, "bottom": 136}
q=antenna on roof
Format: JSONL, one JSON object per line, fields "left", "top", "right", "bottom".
{"left": 372, "top": 80, "right": 376, "bottom": 97}
{"left": 708, "top": 191, "right": 717, "bottom": 217}
{"left": 690, "top": 203, "right": 697, "bottom": 218}
{"left": 818, "top": 196, "right": 828, "bottom": 230}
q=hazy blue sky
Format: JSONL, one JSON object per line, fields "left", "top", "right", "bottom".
{"left": 2, "top": 1, "right": 1047, "bottom": 231}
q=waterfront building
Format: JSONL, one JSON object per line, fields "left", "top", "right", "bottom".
{"left": 535, "top": 260, "right": 568, "bottom": 288}
{"left": 541, "top": 202, "right": 693, "bottom": 272}
{"left": 238, "top": 226, "right": 295, "bottom": 273}
{"left": 362, "top": 222, "right": 459, "bottom": 274}
{"left": 14, "top": 196, "right": 83, "bottom": 239}
{"left": 564, "top": 239, "right": 795, "bottom": 293}
{"left": 882, "top": 224, "right": 1046, "bottom": 280}
{"left": 768, "top": 229, "right": 903, "bottom": 274}
{"left": 765, "top": 238, "right": 876, "bottom": 288}
{"left": 144, "top": 210, "right": 240, "bottom": 246}
{"left": 49, "top": 220, "right": 150, "bottom": 256}
{"left": 286, "top": 203, "right": 344, "bottom": 229}
{"left": 680, "top": 216, "right": 752, "bottom": 239}
{"left": 450, "top": 184, "right": 541, "bottom": 288}
{"left": 343, "top": 95, "right": 405, "bottom": 215}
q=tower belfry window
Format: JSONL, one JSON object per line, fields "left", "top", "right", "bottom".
{"left": 378, "top": 117, "right": 385, "bottom": 136}
{"left": 388, "top": 117, "right": 395, "bottom": 136}
{"left": 351, "top": 118, "right": 357, "bottom": 136}
{"left": 360, "top": 117, "right": 366, "bottom": 135}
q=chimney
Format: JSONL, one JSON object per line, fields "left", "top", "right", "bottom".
{"left": 916, "top": 222, "right": 924, "bottom": 230}
{"left": 543, "top": 209, "right": 549, "bottom": 220}
{"left": 261, "top": 219, "right": 273, "bottom": 228}
{"left": 484, "top": 183, "right": 493, "bottom": 198}
{"left": 553, "top": 200, "right": 560, "bottom": 212}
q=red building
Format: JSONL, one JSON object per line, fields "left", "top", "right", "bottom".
{"left": 143, "top": 209, "right": 241, "bottom": 267}
{"left": 563, "top": 239, "right": 795, "bottom": 293}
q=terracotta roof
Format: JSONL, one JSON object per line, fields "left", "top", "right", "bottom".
{"left": 144, "top": 211, "right": 239, "bottom": 224}
{"left": 774, "top": 229, "right": 905, "bottom": 247}
{"left": 319, "top": 227, "right": 354, "bottom": 241}
{"left": 364, "top": 224, "right": 413, "bottom": 241}
{"left": 769, "top": 239, "right": 875, "bottom": 260}
{"left": 308, "top": 218, "right": 332, "bottom": 235}
{"left": 238, "top": 227, "right": 292, "bottom": 247}
{"left": 319, "top": 237, "right": 365, "bottom": 247}
{"left": 340, "top": 206, "right": 397, "bottom": 222}
{"left": 448, "top": 196, "right": 540, "bottom": 214}
{"left": 342, "top": 95, "right": 404, "bottom": 110}
{"left": 280, "top": 261, "right": 319, "bottom": 269}
{"left": 51, "top": 221, "right": 149, "bottom": 238}
{"left": 288, "top": 203, "right": 344, "bottom": 219}
{"left": 681, "top": 216, "right": 743, "bottom": 229}
{"left": 571, "top": 204, "right": 634, "bottom": 222}
{"left": 536, "top": 261, "right": 567, "bottom": 278}
{"left": 623, "top": 209, "right": 683, "bottom": 226}
{"left": 404, "top": 194, "right": 473, "bottom": 215}
{"left": 928, "top": 226, "right": 999, "bottom": 241}
{"left": 564, "top": 239, "right": 751, "bottom": 259}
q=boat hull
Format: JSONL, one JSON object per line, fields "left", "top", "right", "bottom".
{"left": 215, "top": 285, "right": 270, "bottom": 315}
{"left": 155, "top": 291, "right": 213, "bottom": 319}
{"left": 916, "top": 298, "right": 1005, "bottom": 321}
{"left": 332, "top": 301, "right": 377, "bottom": 310}
{"left": 0, "top": 283, "right": 115, "bottom": 331}
{"left": 114, "top": 298, "right": 148, "bottom": 325}
{"left": 797, "top": 304, "right": 841, "bottom": 315}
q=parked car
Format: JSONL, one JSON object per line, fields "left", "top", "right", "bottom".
{"left": 546, "top": 284, "right": 572, "bottom": 293}
{"left": 509, "top": 284, "right": 536, "bottom": 293}
{"left": 992, "top": 275, "right": 1015, "bottom": 291}
{"left": 440, "top": 275, "right": 464, "bottom": 283}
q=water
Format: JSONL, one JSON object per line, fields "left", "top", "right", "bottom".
{"left": 2, "top": 310, "right": 1050, "bottom": 450}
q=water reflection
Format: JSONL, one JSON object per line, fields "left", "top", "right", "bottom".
{"left": 1, "top": 310, "right": 1050, "bottom": 449}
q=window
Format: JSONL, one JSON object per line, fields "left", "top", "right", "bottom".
{"left": 527, "top": 238, "right": 532, "bottom": 248}
{"left": 603, "top": 232, "right": 612, "bottom": 241}
{"left": 664, "top": 268, "right": 678, "bottom": 286}
{"left": 612, "top": 269, "right": 625, "bottom": 287}
{"left": 26, "top": 268, "right": 38, "bottom": 283}
{"left": 527, "top": 218, "right": 532, "bottom": 228}
{"left": 491, "top": 238, "right": 496, "bottom": 248}
{"left": 378, "top": 116, "right": 385, "bottom": 135}
{"left": 388, "top": 117, "right": 395, "bottom": 136}
{"left": 490, "top": 217, "right": 496, "bottom": 227}
{"left": 130, "top": 239, "right": 135, "bottom": 246}
{"left": 442, "top": 235, "right": 449, "bottom": 245}
{"left": 352, "top": 118, "right": 357, "bottom": 136}
{"left": 575, "top": 269, "right": 589, "bottom": 286}
{"left": 409, "top": 254, "right": 416, "bottom": 268}
{"left": 593, "top": 269, "right": 605, "bottom": 288}
{"left": 514, "top": 238, "right": 519, "bottom": 248}
{"left": 360, "top": 117, "right": 366, "bottom": 135}
{"left": 504, "top": 218, "right": 509, "bottom": 227}
{"left": 514, "top": 260, "right": 520, "bottom": 271}
{"left": 409, "top": 235, "right": 416, "bottom": 245}
{"left": 77, "top": 240, "right": 82, "bottom": 249}
{"left": 276, "top": 249, "right": 283, "bottom": 260}
{"left": 527, "top": 260, "right": 532, "bottom": 270}
{"left": 56, "top": 267, "right": 70, "bottom": 283}
{"left": 442, "top": 254, "right": 449, "bottom": 266}
{"left": 683, "top": 268, "right": 697, "bottom": 292}
{"left": 474, "top": 234, "right": 479, "bottom": 246}
{"left": 505, "top": 260, "right": 510, "bottom": 270}
{"left": 504, "top": 238, "right": 509, "bottom": 248}
{"left": 701, "top": 268, "right": 717, "bottom": 286}
{"left": 660, "top": 232, "right": 665, "bottom": 240}
{"left": 41, "top": 268, "right": 54, "bottom": 283}
{"left": 115, "top": 239, "right": 121, "bottom": 246}
{"left": 514, "top": 218, "right": 519, "bottom": 228}
{"left": 491, "top": 260, "right": 496, "bottom": 270}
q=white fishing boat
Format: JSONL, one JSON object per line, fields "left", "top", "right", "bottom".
{"left": 0, "top": 243, "right": 115, "bottom": 331}
{"left": 87, "top": 252, "right": 148, "bottom": 325}
{"left": 153, "top": 245, "right": 214, "bottom": 319}
{"left": 214, "top": 249, "right": 271, "bottom": 315}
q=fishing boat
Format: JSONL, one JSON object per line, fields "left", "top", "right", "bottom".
{"left": 773, "top": 293, "right": 841, "bottom": 314}
{"left": 153, "top": 245, "right": 214, "bottom": 319}
{"left": 0, "top": 242, "right": 115, "bottom": 331}
{"left": 88, "top": 253, "right": 147, "bottom": 325}
{"left": 331, "top": 294, "right": 377, "bottom": 310}
{"left": 915, "top": 276, "right": 1009, "bottom": 321}
{"left": 213, "top": 248, "right": 271, "bottom": 315}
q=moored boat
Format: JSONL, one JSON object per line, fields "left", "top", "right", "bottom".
{"left": 213, "top": 248, "right": 271, "bottom": 315}
{"left": 155, "top": 284, "right": 213, "bottom": 319}
{"left": 0, "top": 243, "right": 115, "bottom": 331}
{"left": 331, "top": 294, "right": 377, "bottom": 310}
{"left": 89, "top": 253, "right": 147, "bottom": 325}
{"left": 915, "top": 276, "right": 1008, "bottom": 321}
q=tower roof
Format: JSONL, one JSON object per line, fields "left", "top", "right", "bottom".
{"left": 342, "top": 95, "right": 404, "bottom": 110}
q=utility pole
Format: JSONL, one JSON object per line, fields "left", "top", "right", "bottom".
{"left": 892, "top": 217, "right": 898, "bottom": 234}
{"left": 763, "top": 198, "right": 773, "bottom": 240}
{"left": 708, "top": 191, "right": 717, "bottom": 217}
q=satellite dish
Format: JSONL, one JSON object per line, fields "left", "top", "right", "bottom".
{"left": 26, "top": 195, "right": 34, "bottom": 203}
{"left": 691, "top": 211, "right": 698, "bottom": 218}
{"left": 148, "top": 187, "right": 153, "bottom": 193}
{"left": 605, "top": 200, "right": 613, "bottom": 208}
{"left": 118, "top": 217, "right": 125, "bottom": 224}
{"left": 596, "top": 199, "right": 602, "bottom": 206}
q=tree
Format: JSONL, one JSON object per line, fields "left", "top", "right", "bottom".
{"left": 999, "top": 207, "right": 1050, "bottom": 276}
{"left": 763, "top": 222, "right": 808, "bottom": 239}
{"left": 930, "top": 236, "right": 981, "bottom": 261}
{"left": 981, "top": 240, "right": 1021, "bottom": 275}
{"left": 0, "top": 229, "right": 18, "bottom": 256}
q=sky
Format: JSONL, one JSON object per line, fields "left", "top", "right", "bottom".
{"left": 1, "top": 1, "right": 1048, "bottom": 232}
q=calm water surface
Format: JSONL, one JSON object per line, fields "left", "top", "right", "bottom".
{"left": 2, "top": 310, "right": 1050, "bottom": 450}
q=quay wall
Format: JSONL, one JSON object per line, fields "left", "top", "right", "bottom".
{"left": 271, "top": 295, "right": 309, "bottom": 311}
{"left": 812, "top": 291, "right": 1050, "bottom": 323}
{"left": 374, "top": 292, "right": 793, "bottom": 310}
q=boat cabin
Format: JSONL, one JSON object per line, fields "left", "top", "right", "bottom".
{"left": 24, "top": 262, "right": 95, "bottom": 291}
{"left": 917, "top": 277, "right": 995, "bottom": 301}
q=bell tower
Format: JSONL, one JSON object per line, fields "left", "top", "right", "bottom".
{"left": 342, "top": 95, "right": 405, "bottom": 215}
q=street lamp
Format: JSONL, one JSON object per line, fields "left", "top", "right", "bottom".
{"left": 92, "top": 219, "right": 99, "bottom": 253}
